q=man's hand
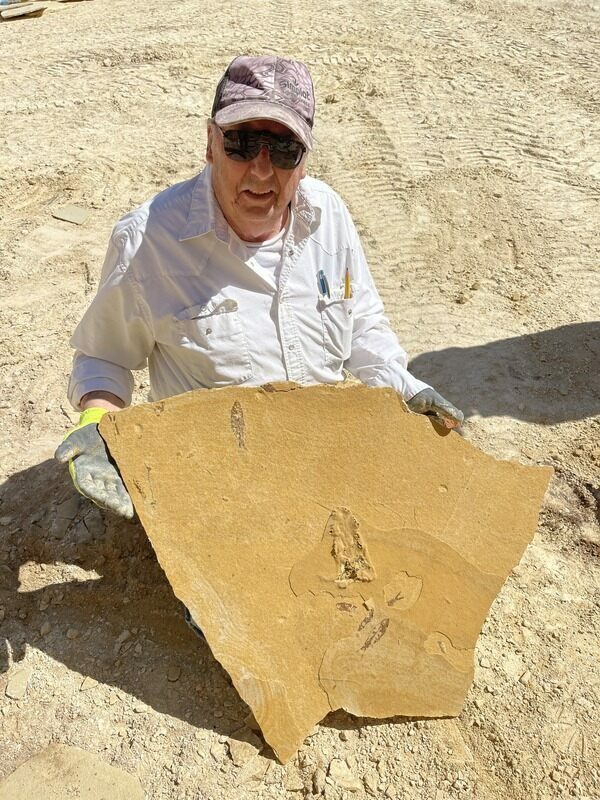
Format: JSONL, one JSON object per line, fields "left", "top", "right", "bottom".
{"left": 406, "top": 388, "right": 464, "bottom": 429}
{"left": 54, "top": 408, "right": 134, "bottom": 519}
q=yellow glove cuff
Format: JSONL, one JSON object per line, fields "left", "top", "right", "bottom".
{"left": 77, "top": 406, "right": 108, "bottom": 429}
{"left": 63, "top": 407, "right": 108, "bottom": 445}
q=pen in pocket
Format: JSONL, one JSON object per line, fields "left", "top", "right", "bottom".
{"left": 317, "top": 269, "right": 330, "bottom": 299}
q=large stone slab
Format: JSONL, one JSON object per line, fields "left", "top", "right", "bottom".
{"left": 0, "top": 744, "right": 144, "bottom": 799}
{"left": 100, "top": 383, "right": 552, "bottom": 762}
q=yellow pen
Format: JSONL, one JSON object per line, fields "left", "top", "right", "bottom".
{"left": 344, "top": 267, "right": 352, "bottom": 299}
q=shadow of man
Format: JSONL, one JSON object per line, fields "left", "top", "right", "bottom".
{"left": 409, "top": 322, "right": 600, "bottom": 424}
{"left": 0, "top": 458, "right": 251, "bottom": 739}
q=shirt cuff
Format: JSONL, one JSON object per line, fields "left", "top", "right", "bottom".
{"left": 68, "top": 353, "right": 134, "bottom": 410}
{"left": 361, "top": 360, "right": 431, "bottom": 401}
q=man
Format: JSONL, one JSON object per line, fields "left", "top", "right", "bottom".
{"left": 55, "top": 55, "right": 463, "bottom": 520}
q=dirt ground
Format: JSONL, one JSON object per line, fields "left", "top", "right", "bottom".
{"left": 0, "top": 0, "right": 598, "bottom": 798}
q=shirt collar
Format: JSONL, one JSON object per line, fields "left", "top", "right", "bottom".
{"left": 178, "top": 164, "right": 321, "bottom": 243}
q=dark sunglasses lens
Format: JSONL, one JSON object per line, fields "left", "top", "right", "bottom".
{"left": 222, "top": 130, "right": 304, "bottom": 169}
{"left": 271, "top": 143, "right": 304, "bottom": 169}
{"left": 222, "top": 131, "right": 259, "bottom": 161}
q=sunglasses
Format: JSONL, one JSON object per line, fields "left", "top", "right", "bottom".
{"left": 219, "top": 127, "right": 306, "bottom": 169}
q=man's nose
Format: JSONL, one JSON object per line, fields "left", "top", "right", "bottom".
{"left": 248, "top": 145, "right": 274, "bottom": 178}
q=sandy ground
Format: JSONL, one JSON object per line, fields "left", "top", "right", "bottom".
{"left": 0, "top": 0, "right": 599, "bottom": 798}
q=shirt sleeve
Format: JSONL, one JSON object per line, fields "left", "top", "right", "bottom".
{"left": 343, "top": 214, "right": 431, "bottom": 400}
{"left": 67, "top": 223, "right": 154, "bottom": 410}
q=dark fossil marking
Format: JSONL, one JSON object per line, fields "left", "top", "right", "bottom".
{"left": 230, "top": 401, "right": 246, "bottom": 449}
{"left": 361, "top": 618, "right": 390, "bottom": 651}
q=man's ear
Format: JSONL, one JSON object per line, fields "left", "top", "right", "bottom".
{"left": 299, "top": 156, "right": 307, "bottom": 179}
{"left": 206, "top": 121, "right": 214, "bottom": 163}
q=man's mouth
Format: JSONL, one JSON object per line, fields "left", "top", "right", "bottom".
{"left": 240, "top": 189, "right": 275, "bottom": 201}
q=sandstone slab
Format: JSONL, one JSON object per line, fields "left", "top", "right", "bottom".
{"left": 100, "top": 383, "right": 552, "bottom": 762}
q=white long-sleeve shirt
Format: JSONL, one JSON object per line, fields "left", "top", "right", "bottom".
{"left": 68, "top": 166, "right": 430, "bottom": 409}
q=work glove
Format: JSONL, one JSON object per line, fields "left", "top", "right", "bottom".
{"left": 54, "top": 407, "right": 134, "bottom": 519}
{"left": 406, "top": 388, "right": 464, "bottom": 429}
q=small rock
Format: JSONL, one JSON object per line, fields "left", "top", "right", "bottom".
{"left": 519, "top": 670, "right": 532, "bottom": 686}
{"left": 563, "top": 764, "right": 578, "bottom": 779}
{"left": 80, "top": 676, "right": 98, "bottom": 691}
{"left": 103, "top": 58, "right": 112, "bottom": 67}
{"left": 363, "top": 769, "right": 379, "bottom": 796}
{"left": 73, "top": 521, "right": 92, "bottom": 544}
{"left": 228, "top": 732, "right": 262, "bottom": 767}
{"left": 56, "top": 495, "right": 80, "bottom": 521}
{"left": 113, "top": 629, "right": 130, "bottom": 656}
{"left": 550, "top": 769, "right": 562, "bottom": 783}
{"left": 39, "top": 597, "right": 49, "bottom": 611}
{"left": 167, "top": 665, "right": 181, "bottom": 682}
{"left": 470, "top": 281, "right": 481, "bottom": 290}
{"left": 40, "top": 622, "right": 51, "bottom": 636}
{"left": 133, "top": 703, "right": 147, "bottom": 713}
{"left": 283, "top": 767, "right": 304, "bottom": 792}
{"left": 324, "top": 94, "right": 337, "bottom": 104}
{"left": 339, "top": 730, "right": 350, "bottom": 741}
{"left": 328, "top": 759, "right": 362, "bottom": 792}
{"left": 313, "top": 767, "right": 327, "bottom": 794}
{"left": 209, "top": 743, "right": 222, "bottom": 761}
{"left": 455, "top": 293, "right": 469, "bottom": 304}
{"left": 50, "top": 516, "right": 71, "bottom": 539}
{"left": 237, "top": 754, "right": 269, "bottom": 784}
{"left": 5, "top": 666, "right": 33, "bottom": 700}
{"left": 83, "top": 510, "right": 106, "bottom": 539}
{"left": 66, "top": 628, "right": 80, "bottom": 640}
{"left": 479, "top": 657, "right": 491, "bottom": 668}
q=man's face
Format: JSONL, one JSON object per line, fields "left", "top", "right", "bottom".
{"left": 206, "top": 119, "right": 307, "bottom": 243}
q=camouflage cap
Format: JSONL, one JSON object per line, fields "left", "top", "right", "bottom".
{"left": 211, "top": 55, "right": 315, "bottom": 150}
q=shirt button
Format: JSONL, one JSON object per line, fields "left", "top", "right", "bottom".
{"left": 205, "top": 327, "right": 212, "bottom": 335}
{"left": 288, "top": 343, "right": 295, "bottom": 351}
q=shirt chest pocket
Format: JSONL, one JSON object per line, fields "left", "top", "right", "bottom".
{"left": 319, "top": 296, "right": 355, "bottom": 369}
{"left": 172, "top": 298, "right": 253, "bottom": 386}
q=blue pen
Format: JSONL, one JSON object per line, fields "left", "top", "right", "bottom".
{"left": 317, "top": 269, "right": 330, "bottom": 299}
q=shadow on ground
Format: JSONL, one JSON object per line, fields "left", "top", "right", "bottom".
{"left": 0, "top": 458, "right": 255, "bottom": 742}
{"left": 409, "top": 322, "right": 600, "bottom": 424}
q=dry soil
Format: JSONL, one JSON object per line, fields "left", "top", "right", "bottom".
{"left": 0, "top": 1, "right": 598, "bottom": 799}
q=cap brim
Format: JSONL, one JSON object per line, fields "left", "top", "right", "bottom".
{"left": 214, "top": 100, "right": 313, "bottom": 150}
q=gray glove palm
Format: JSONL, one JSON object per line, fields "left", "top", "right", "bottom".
{"left": 406, "top": 388, "right": 464, "bottom": 428}
{"left": 55, "top": 414, "right": 133, "bottom": 519}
